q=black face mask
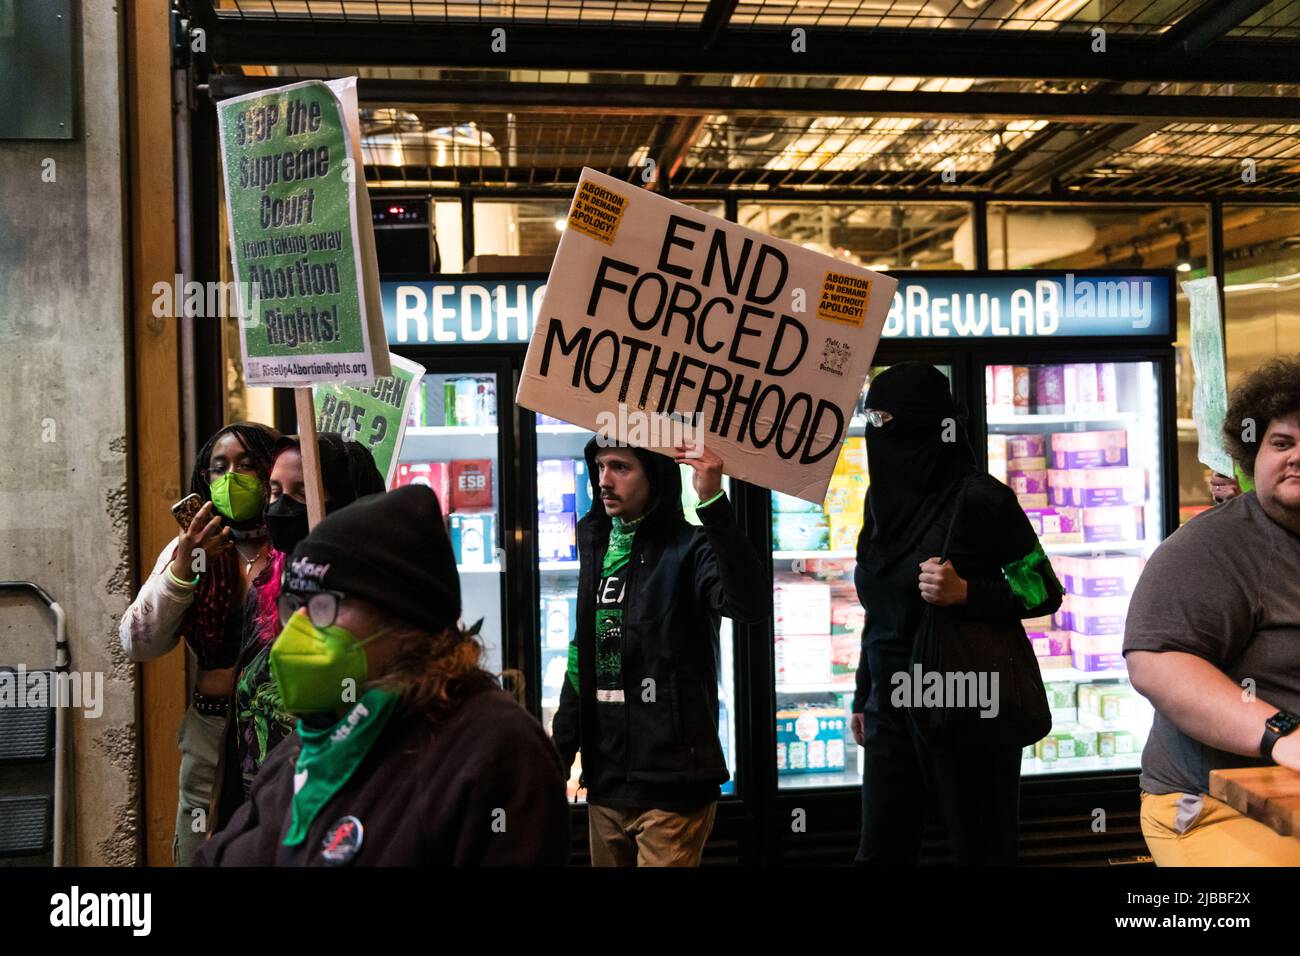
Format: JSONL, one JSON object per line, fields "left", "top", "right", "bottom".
{"left": 266, "top": 495, "right": 310, "bottom": 554}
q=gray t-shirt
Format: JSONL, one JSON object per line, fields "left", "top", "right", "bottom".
{"left": 1123, "top": 492, "right": 1300, "bottom": 796}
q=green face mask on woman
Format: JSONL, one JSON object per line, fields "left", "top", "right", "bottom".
{"left": 209, "top": 471, "right": 265, "bottom": 522}
{"left": 269, "top": 610, "right": 384, "bottom": 714}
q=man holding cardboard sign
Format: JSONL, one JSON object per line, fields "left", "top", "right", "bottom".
{"left": 551, "top": 436, "right": 768, "bottom": 866}
{"left": 516, "top": 167, "right": 896, "bottom": 505}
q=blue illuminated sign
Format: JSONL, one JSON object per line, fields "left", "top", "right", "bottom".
{"left": 383, "top": 272, "right": 1172, "bottom": 346}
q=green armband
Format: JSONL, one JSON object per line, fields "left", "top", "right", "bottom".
{"left": 1001, "top": 541, "right": 1052, "bottom": 610}
{"left": 166, "top": 565, "right": 200, "bottom": 588}
{"left": 696, "top": 489, "right": 726, "bottom": 511}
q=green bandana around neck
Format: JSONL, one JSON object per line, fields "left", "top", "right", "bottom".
{"left": 283, "top": 687, "right": 400, "bottom": 846}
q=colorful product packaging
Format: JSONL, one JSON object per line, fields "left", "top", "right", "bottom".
{"left": 1016, "top": 493, "right": 1049, "bottom": 510}
{"left": 776, "top": 706, "right": 847, "bottom": 774}
{"left": 1070, "top": 633, "right": 1127, "bottom": 672}
{"left": 1034, "top": 365, "right": 1066, "bottom": 415}
{"left": 449, "top": 513, "right": 495, "bottom": 566}
{"left": 1081, "top": 505, "right": 1144, "bottom": 543}
{"left": 1097, "top": 729, "right": 1136, "bottom": 757}
{"left": 1022, "top": 506, "right": 1082, "bottom": 542}
{"left": 574, "top": 458, "right": 593, "bottom": 516}
{"left": 537, "top": 458, "right": 576, "bottom": 514}
{"left": 1028, "top": 631, "right": 1072, "bottom": 658}
{"left": 1069, "top": 595, "right": 1130, "bottom": 636}
{"left": 774, "top": 491, "right": 825, "bottom": 514}
{"left": 450, "top": 459, "right": 494, "bottom": 512}
{"left": 987, "top": 434, "right": 1008, "bottom": 485}
{"left": 391, "top": 461, "right": 451, "bottom": 512}
{"left": 775, "top": 634, "right": 833, "bottom": 685}
{"left": 989, "top": 365, "right": 1015, "bottom": 412}
{"left": 773, "top": 512, "right": 831, "bottom": 552}
{"left": 1006, "top": 434, "right": 1047, "bottom": 460}
{"left": 1069, "top": 467, "right": 1147, "bottom": 507}
{"left": 1052, "top": 594, "right": 1073, "bottom": 632}
{"left": 542, "top": 593, "right": 577, "bottom": 650}
{"left": 538, "top": 512, "right": 577, "bottom": 562}
{"left": 829, "top": 513, "right": 863, "bottom": 552}
{"left": 830, "top": 634, "right": 861, "bottom": 684}
{"left": 774, "top": 583, "right": 832, "bottom": 636}
{"left": 1050, "top": 430, "right": 1129, "bottom": 469}
{"left": 1013, "top": 366, "right": 1031, "bottom": 415}
{"left": 1065, "top": 554, "right": 1145, "bottom": 598}
{"left": 1044, "top": 680, "right": 1078, "bottom": 711}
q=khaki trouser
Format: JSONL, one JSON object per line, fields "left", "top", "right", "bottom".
{"left": 173, "top": 706, "right": 228, "bottom": 867}
{"left": 1140, "top": 790, "right": 1300, "bottom": 866}
{"left": 587, "top": 802, "right": 717, "bottom": 867}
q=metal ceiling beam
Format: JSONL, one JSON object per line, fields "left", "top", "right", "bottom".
{"left": 193, "top": 15, "right": 1300, "bottom": 84}
{"left": 1162, "top": 0, "right": 1275, "bottom": 56}
{"left": 205, "top": 76, "right": 1300, "bottom": 124}
{"left": 699, "top": 0, "right": 740, "bottom": 50}
{"left": 996, "top": 123, "right": 1163, "bottom": 194}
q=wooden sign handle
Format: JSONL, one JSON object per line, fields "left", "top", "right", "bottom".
{"left": 295, "top": 388, "right": 327, "bottom": 529}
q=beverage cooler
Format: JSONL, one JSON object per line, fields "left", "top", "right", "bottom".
{"left": 377, "top": 269, "right": 1177, "bottom": 863}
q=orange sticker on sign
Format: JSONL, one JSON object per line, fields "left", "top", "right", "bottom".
{"left": 817, "top": 271, "right": 871, "bottom": 327}
{"left": 566, "top": 180, "right": 628, "bottom": 244}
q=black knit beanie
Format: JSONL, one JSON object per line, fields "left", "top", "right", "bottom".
{"left": 285, "top": 484, "right": 461, "bottom": 633}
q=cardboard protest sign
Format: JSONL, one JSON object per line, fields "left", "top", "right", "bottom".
{"left": 1183, "top": 276, "right": 1234, "bottom": 477}
{"left": 313, "top": 354, "right": 425, "bottom": 487}
{"left": 516, "top": 168, "right": 896, "bottom": 502}
{"left": 217, "top": 77, "right": 389, "bottom": 386}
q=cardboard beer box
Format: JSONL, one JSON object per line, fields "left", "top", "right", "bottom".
{"left": 1047, "top": 469, "right": 1072, "bottom": 507}
{"left": 450, "top": 459, "right": 494, "bottom": 512}
{"left": 1098, "top": 729, "right": 1136, "bottom": 757}
{"left": 1070, "top": 595, "right": 1130, "bottom": 636}
{"left": 538, "top": 512, "right": 577, "bottom": 562}
{"left": 449, "top": 513, "right": 495, "bottom": 567}
{"left": 537, "top": 458, "right": 577, "bottom": 514}
{"left": 1006, "top": 434, "right": 1047, "bottom": 460}
{"left": 987, "top": 434, "right": 1008, "bottom": 485}
{"left": 391, "top": 461, "right": 451, "bottom": 515}
{"left": 830, "top": 633, "right": 861, "bottom": 683}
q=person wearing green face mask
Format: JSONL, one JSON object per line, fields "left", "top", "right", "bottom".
{"left": 196, "top": 485, "right": 570, "bottom": 866}
{"left": 118, "top": 421, "right": 280, "bottom": 867}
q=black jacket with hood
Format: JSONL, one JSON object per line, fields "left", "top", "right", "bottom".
{"left": 552, "top": 438, "right": 769, "bottom": 790}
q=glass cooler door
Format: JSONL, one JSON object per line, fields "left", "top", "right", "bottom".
{"left": 983, "top": 359, "right": 1163, "bottom": 774}
{"left": 392, "top": 368, "right": 506, "bottom": 674}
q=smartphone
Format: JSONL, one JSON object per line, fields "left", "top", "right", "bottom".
{"left": 171, "top": 493, "right": 205, "bottom": 532}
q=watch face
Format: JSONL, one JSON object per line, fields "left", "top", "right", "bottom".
{"left": 1268, "top": 711, "right": 1300, "bottom": 734}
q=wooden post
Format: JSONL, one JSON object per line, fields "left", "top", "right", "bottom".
{"left": 295, "top": 388, "right": 327, "bottom": 528}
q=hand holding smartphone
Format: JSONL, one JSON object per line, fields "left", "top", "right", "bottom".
{"left": 169, "top": 496, "right": 232, "bottom": 580}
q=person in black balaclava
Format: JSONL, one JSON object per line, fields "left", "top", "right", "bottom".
{"left": 851, "top": 363, "right": 1064, "bottom": 866}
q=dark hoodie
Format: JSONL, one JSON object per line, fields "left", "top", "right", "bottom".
{"left": 552, "top": 439, "right": 769, "bottom": 807}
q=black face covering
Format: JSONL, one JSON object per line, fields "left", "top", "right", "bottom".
{"left": 265, "top": 495, "right": 311, "bottom": 555}
{"left": 857, "top": 363, "right": 977, "bottom": 574}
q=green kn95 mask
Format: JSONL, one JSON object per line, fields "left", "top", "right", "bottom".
{"left": 209, "top": 471, "right": 265, "bottom": 522}
{"left": 269, "top": 610, "right": 382, "bottom": 715}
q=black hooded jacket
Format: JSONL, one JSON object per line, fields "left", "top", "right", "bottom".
{"left": 551, "top": 439, "right": 769, "bottom": 792}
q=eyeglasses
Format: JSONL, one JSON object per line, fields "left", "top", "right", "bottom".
{"left": 277, "top": 589, "right": 347, "bottom": 628}
{"left": 204, "top": 458, "right": 258, "bottom": 483}
{"left": 864, "top": 408, "right": 895, "bottom": 428}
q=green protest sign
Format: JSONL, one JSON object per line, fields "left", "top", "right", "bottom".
{"left": 217, "top": 77, "right": 388, "bottom": 385}
{"left": 313, "top": 354, "right": 425, "bottom": 487}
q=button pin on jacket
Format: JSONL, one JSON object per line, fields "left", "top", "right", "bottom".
{"left": 320, "top": 815, "right": 364, "bottom": 865}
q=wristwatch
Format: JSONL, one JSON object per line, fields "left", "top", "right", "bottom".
{"left": 1259, "top": 710, "right": 1300, "bottom": 760}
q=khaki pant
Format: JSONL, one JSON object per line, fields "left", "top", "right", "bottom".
{"left": 587, "top": 802, "right": 717, "bottom": 867}
{"left": 1140, "top": 790, "right": 1300, "bottom": 866}
{"left": 173, "top": 706, "right": 228, "bottom": 867}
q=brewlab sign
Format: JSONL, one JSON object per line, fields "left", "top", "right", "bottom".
{"left": 516, "top": 168, "right": 896, "bottom": 503}
{"left": 217, "top": 78, "right": 389, "bottom": 385}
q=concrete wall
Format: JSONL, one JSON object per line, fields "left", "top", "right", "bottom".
{"left": 0, "top": 1, "right": 137, "bottom": 865}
